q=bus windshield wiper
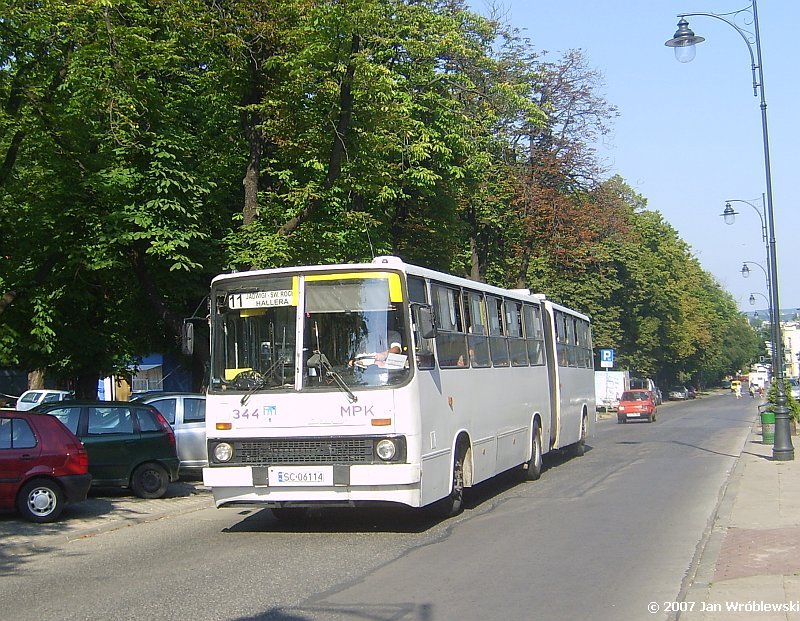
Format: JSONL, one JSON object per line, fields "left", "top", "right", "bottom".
{"left": 307, "top": 351, "right": 357, "bottom": 403}
{"left": 239, "top": 355, "right": 291, "bottom": 405}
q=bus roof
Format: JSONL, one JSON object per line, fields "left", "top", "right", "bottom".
{"left": 212, "top": 256, "right": 590, "bottom": 320}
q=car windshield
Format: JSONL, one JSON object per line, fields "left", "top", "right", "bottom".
{"left": 621, "top": 391, "right": 650, "bottom": 401}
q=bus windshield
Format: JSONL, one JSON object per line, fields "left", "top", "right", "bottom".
{"left": 210, "top": 272, "right": 410, "bottom": 392}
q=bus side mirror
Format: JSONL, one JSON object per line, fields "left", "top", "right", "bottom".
{"left": 182, "top": 321, "right": 194, "bottom": 355}
{"left": 417, "top": 306, "right": 436, "bottom": 339}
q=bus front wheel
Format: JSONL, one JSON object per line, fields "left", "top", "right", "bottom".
{"left": 429, "top": 444, "right": 466, "bottom": 519}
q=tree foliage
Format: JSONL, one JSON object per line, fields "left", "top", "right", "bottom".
{"left": 0, "top": 0, "right": 754, "bottom": 393}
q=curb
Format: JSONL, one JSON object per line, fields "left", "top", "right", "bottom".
{"left": 675, "top": 417, "right": 757, "bottom": 619}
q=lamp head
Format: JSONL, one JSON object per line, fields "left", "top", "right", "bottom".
{"left": 665, "top": 18, "right": 705, "bottom": 63}
{"left": 741, "top": 263, "right": 751, "bottom": 278}
{"left": 722, "top": 203, "right": 738, "bottom": 225}
{"left": 749, "top": 294, "right": 756, "bottom": 306}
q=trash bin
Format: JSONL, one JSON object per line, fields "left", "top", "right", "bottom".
{"left": 760, "top": 410, "right": 775, "bottom": 445}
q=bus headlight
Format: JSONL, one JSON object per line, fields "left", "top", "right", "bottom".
{"left": 375, "top": 439, "right": 397, "bottom": 461}
{"left": 213, "top": 442, "right": 234, "bottom": 462}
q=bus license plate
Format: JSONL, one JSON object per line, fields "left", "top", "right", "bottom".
{"left": 268, "top": 466, "right": 333, "bottom": 486}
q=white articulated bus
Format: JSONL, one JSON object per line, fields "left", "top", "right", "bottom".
{"left": 200, "top": 256, "right": 595, "bottom": 518}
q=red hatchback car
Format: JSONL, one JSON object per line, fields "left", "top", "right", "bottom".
{"left": 617, "top": 390, "right": 658, "bottom": 424}
{"left": 0, "top": 408, "right": 92, "bottom": 522}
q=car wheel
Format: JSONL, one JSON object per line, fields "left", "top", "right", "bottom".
{"left": 131, "top": 462, "right": 170, "bottom": 499}
{"left": 17, "top": 478, "right": 64, "bottom": 523}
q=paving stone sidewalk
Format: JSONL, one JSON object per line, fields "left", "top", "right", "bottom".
{"left": 0, "top": 479, "right": 213, "bottom": 557}
{"left": 681, "top": 416, "right": 800, "bottom": 621}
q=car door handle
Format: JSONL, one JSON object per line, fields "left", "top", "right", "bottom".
{"left": 19, "top": 454, "right": 35, "bottom": 460}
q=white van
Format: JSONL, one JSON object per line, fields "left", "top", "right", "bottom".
{"left": 16, "top": 389, "right": 73, "bottom": 411}
{"left": 630, "top": 378, "right": 662, "bottom": 405}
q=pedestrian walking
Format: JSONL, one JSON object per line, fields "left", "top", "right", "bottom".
{"left": 735, "top": 383, "right": 742, "bottom": 399}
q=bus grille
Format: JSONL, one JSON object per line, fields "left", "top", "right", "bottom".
{"left": 236, "top": 438, "right": 375, "bottom": 465}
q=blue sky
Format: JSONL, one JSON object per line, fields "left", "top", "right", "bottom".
{"left": 470, "top": 1, "right": 800, "bottom": 312}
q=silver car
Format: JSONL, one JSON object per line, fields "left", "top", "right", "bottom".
{"left": 132, "top": 393, "right": 207, "bottom": 473}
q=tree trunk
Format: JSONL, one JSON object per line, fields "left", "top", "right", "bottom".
{"left": 27, "top": 369, "right": 45, "bottom": 390}
{"left": 278, "top": 34, "right": 360, "bottom": 236}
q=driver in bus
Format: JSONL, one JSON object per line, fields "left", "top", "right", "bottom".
{"left": 349, "top": 331, "right": 403, "bottom": 369}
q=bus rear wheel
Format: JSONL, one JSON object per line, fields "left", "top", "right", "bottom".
{"left": 569, "top": 414, "right": 588, "bottom": 457}
{"left": 521, "top": 420, "right": 543, "bottom": 481}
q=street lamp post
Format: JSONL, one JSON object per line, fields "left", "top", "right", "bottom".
{"left": 722, "top": 194, "right": 770, "bottom": 298}
{"left": 666, "top": 0, "right": 793, "bottom": 460}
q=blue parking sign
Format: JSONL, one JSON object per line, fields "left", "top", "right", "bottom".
{"left": 600, "top": 348, "right": 614, "bottom": 368}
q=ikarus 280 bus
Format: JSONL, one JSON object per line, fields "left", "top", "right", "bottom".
{"left": 200, "top": 256, "right": 595, "bottom": 519}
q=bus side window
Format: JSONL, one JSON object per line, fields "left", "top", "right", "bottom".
{"left": 464, "top": 290, "right": 490, "bottom": 368}
{"left": 432, "top": 283, "right": 468, "bottom": 368}
{"left": 487, "top": 296, "right": 509, "bottom": 367}
{"left": 506, "top": 300, "right": 528, "bottom": 366}
{"left": 408, "top": 276, "right": 436, "bottom": 370}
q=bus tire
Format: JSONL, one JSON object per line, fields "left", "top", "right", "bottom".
{"left": 569, "top": 414, "right": 588, "bottom": 457}
{"left": 429, "top": 443, "right": 466, "bottom": 519}
{"left": 522, "top": 419, "right": 543, "bottom": 481}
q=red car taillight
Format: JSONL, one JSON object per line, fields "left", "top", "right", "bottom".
{"left": 154, "top": 411, "right": 176, "bottom": 446}
{"left": 64, "top": 443, "right": 90, "bottom": 475}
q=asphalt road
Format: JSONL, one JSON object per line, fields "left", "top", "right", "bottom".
{"left": 0, "top": 391, "right": 754, "bottom": 621}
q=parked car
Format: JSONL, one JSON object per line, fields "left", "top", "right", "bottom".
{"left": 668, "top": 386, "right": 689, "bottom": 400}
{"left": 617, "top": 390, "right": 657, "bottom": 424}
{"left": 16, "top": 389, "right": 73, "bottom": 411}
{"left": 686, "top": 385, "right": 697, "bottom": 399}
{"left": 131, "top": 392, "right": 207, "bottom": 472}
{"left": 789, "top": 378, "right": 800, "bottom": 400}
{"left": 33, "top": 401, "right": 179, "bottom": 499}
{"left": 0, "top": 408, "right": 91, "bottom": 522}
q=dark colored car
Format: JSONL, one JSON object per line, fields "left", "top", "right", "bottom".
{"left": 131, "top": 393, "right": 207, "bottom": 473}
{"left": 34, "top": 401, "right": 179, "bottom": 499}
{"left": 0, "top": 408, "right": 91, "bottom": 522}
{"left": 686, "top": 385, "right": 697, "bottom": 399}
{"left": 617, "top": 390, "right": 657, "bottom": 424}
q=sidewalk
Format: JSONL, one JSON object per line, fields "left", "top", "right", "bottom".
{"left": 681, "top": 413, "right": 800, "bottom": 620}
{"left": 0, "top": 479, "right": 213, "bottom": 557}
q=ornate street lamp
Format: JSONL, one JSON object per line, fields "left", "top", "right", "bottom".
{"left": 666, "top": 1, "right": 792, "bottom": 460}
